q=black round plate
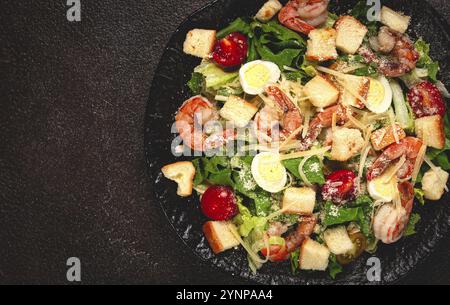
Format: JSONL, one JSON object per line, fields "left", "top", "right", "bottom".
{"left": 145, "top": 0, "right": 450, "bottom": 284}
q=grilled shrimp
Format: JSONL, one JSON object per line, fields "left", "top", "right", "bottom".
{"left": 359, "top": 26, "right": 419, "bottom": 77}
{"left": 254, "top": 86, "right": 302, "bottom": 144}
{"left": 279, "top": 0, "right": 329, "bottom": 35}
{"left": 373, "top": 181, "right": 414, "bottom": 244}
{"left": 366, "top": 137, "right": 423, "bottom": 181}
{"left": 175, "top": 96, "right": 235, "bottom": 151}
{"left": 261, "top": 215, "right": 317, "bottom": 261}
{"left": 297, "top": 104, "right": 348, "bottom": 150}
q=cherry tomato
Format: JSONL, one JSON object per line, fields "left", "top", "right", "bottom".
{"left": 261, "top": 244, "right": 289, "bottom": 262}
{"left": 200, "top": 185, "right": 238, "bottom": 221}
{"left": 407, "top": 81, "right": 445, "bottom": 118}
{"left": 336, "top": 232, "right": 367, "bottom": 265}
{"left": 322, "top": 170, "right": 357, "bottom": 204}
{"left": 212, "top": 32, "right": 248, "bottom": 68}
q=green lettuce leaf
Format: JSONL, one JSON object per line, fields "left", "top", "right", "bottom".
{"left": 404, "top": 213, "right": 421, "bottom": 237}
{"left": 282, "top": 156, "right": 325, "bottom": 185}
{"left": 328, "top": 254, "right": 343, "bottom": 279}
{"left": 414, "top": 38, "right": 440, "bottom": 82}
{"left": 217, "top": 17, "right": 251, "bottom": 39}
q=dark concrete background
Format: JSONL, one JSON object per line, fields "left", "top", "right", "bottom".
{"left": 0, "top": 0, "right": 449, "bottom": 284}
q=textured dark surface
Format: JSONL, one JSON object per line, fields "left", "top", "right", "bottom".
{"left": 0, "top": 0, "right": 449, "bottom": 284}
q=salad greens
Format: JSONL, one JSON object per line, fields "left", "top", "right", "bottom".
{"left": 173, "top": 0, "right": 449, "bottom": 280}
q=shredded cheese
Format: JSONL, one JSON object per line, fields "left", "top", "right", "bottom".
{"left": 315, "top": 66, "right": 367, "bottom": 104}
{"left": 347, "top": 114, "right": 366, "bottom": 130}
{"left": 411, "top": 144, "right": 427, "bottom": 186}
{"left": 388, "top": 109, "right": 400, "bottom": 144}
{"left": 227, "top": 223, "right": 268, "bottom": 264}
{"left": 278, "top": 126, "right": 303, "bottom": 151}
{"left": 280, "top": 146, "right": 331, "bottom": 161}
{"left": 331, "top": 112, "right": 337, "bottom": 132}
{"left": 302, "top": 111, "right": 311, "bottom": 138}
{"left": 383, "top": 155, "right": 406, "bottom": 183}
{"left": 298, "top": 155, "right": 312, "bottom": 187}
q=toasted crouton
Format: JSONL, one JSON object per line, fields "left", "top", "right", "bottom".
{"left": 338, "top": 74, "right": 370, "bottom": 109}
{"left": 282, "top": 187, "right": 316, "bottom": 215}
{"left": 370, "top": 123, "right": 406, "bottom": 151}
{"left": 422, "top": 167, "right": 449, "bottom": 201}
{"left": 380, "top": 6, "right": 410, "bottom": 34}
{"left": 303, "top": 75, "right": 340, "bottom": 108}
{"left": 161, "top": 161, "right": 195, "bottom": 197}
{"left": 219, "top": 95, "right": 258, "bottom": 128}
{"left": 183, "top": 29, "right": 216, "bottom": 58}
{"left": 334, "top": 16, "right": 368, "bottom": 54}
{"left": 255, "top": 0, "right": 282, "bottom": 22}
{"left": 331, "top": 128, "right": 365, "bottom": 161}
{"left": 203, "top": 221, "right": 240, "bottom": 254}
{"left": 306, "top": 28, "right": 338, "bottom": 62}
{"left": 323, "top": 226, "right": 354, "bottom": 255}
{"left": 415, "top": 115, "right": 445, "bottom": 149}
{"left": 299, "top": 238, "right": 330, "bottom": 271}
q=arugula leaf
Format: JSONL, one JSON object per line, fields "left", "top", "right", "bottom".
{"left": 187, "top": 72, "right": 205, "bottom": 95}
{"left": 404, "top": 213, "right": 421, "bottom": 237}
{"left": 282, "top": 156, "right": 325, "bottom": 185}
{"left": 217, "top": 17, "right": 251, "bottom": 39}
{"left": 328, "top": 254, "right": 343, "bottom": 279}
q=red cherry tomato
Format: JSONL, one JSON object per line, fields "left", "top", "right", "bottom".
{"left": 200, "top": 185, "right": 238, "bottom": 221}
{"left": 212, "top": 32, "right": 248, "bottom": 68}
{"left": 407, "top": 81, "right": 445, "bottom": 118}
{"left": 322, "top": 170, "right": 356, "bottom": 204}
{"left": 261, "top": 244, "right": 289, "bottom": 262}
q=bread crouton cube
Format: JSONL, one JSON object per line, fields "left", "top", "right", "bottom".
{"left": 334, "top": 16, "right": 368, "bottom": 54}
{"left": 299, "top": 238, "right": 330, "bottom": 271}
{"left": 339, "top": 75, "right": 370, "bottom": 109}
{"left": 255, "top": 0, "right": 282, "bottom": 22}
{"left": 370, "top": 123, "right": 406, "bottom": 151}
{"left": 183, "top": 29, "right": 216, "bottom": 58}
{"left": 421, "top": 167, "right": 449, "bottom": 201}
{"left": 303, "top": 75, "right": 340, "bottom": 108}
{"left": 415, "top": 115, "right": 445, "bottom": 149}
{"left": 380, "top": 6, "right": 410, "bottom": 34}
{"left": 219, "top": 95, "right": 258, "bottom": 128}
{"left": 331, "top": 128, "right": 365, "bottom": 161}
{"left": 282, "top": 187, "right": 316, "bottom": 215}
{"left": 203, "top": 221, "right": 240, "bottom": 254}
{"left": 161, "top": 161, "right": 195, "bottom": 197}
{"left": 323, "top": 226, "right": 354, "bottom": 255}
{"left": 306, "top": 28, "right": 338, "bottom": 62}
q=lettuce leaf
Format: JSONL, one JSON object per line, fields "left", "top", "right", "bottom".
{"left": 217, "top": 17, "right": 251, "bottom": 39}
{"left": 194, "top": 62, "right": 239, "bottom": 90}
{"left": 250, "top": 20, "right": 306, "bottom": 69}
{"left": 404, "top": 213, "right": 421, "bottom": 237}
{"left": 414, "top": 38, "right": 440, "bottom": 82}
{"left": 323, "top": 196, "right": 374, "bottom": 238}
{"left": 414, "top": 188, "right": 425, "bottom": 205}
{"left": 282, "top": 156, "right": 325, "bottom": 185}
{"left": 328, "top": 254, "right": 343, "bottom": 279}
{"left": 187, "top": 72, "right": 205, "bottom": 95}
